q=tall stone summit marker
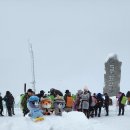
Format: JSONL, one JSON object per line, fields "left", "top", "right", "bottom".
{"left": 103, "top": 54, "right": 122, "bottom": 97}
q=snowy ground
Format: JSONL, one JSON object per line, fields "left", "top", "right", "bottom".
{"left": 0, "top": 98, "right": 130, "bottom": 130}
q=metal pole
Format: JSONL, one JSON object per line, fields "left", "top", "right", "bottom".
{"left": 28, "top": 41, "right": 36, "bottom": 93}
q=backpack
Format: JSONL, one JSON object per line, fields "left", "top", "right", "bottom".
{"left": 96, "top": 93, "right": 103, "bottom": 106}
{"left": 21, "top": 94, "right": 28, "bottom": 109}
{"left": 121, "top": 96, "right": 127, "bottom": 105}
{"left": 91, "top": 96, "right": 97, "bottom": 107}
{"left": 81, "top": 93, "right": 90, "bottom": 109}
{"left": 97, "top": 93, "right": 102, "bottom": 99}
{"left": 47, "top": 95, "right": 55, "bottom": 108}
{"left": 82, "top": 94, "right": 89, "bottom": 101}
{"left": 72, "top": 94, "right": 76, "bottom": 101}
{"left": 66, "top": 96, "right": 73, "bottom": 108}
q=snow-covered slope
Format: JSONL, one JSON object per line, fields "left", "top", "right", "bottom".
{"left": 0, "top": 97, "right": 130, "bottom": 130}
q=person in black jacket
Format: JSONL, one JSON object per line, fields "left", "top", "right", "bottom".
{"left": 36, "top": 90, "right": 45, "bottom": 101}
{"left": 126, "top": 91, "right": 130, "bottom": 105}
{"left": 64, "top": 90, "right": 70, "bottom": 103}
{"left": 0, "top": 93, "right": 4, "bottom": 116}
{"left": 96, "top": 93, "right": 104, "bottom": 117}
{"left": 3, "top": 91, "right": 14, "bottom": 116}
{"left": 104, "top": 93, "right": 109, "bottom": 116}
{"left": 10, "top": 93, "right": 15, "bottom": 115}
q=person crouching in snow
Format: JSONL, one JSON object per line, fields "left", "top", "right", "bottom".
{"left": 27, "top": 96, "right": 43, "bottom": 119}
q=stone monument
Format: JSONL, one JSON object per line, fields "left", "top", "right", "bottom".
{"left": 103, "top": 54, "right": 122, "bottom": 97}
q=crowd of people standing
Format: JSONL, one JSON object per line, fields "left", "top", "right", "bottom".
{"left": 0, "top": 88, "right": 129, "bottom": 119}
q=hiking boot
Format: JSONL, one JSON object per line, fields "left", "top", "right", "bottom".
{"left": 91, "top": 115, "right": 94, "bottom": 118}
{"left": 118, "top": 114, "right": 120, "bottom": 116}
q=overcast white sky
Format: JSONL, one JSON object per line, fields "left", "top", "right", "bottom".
{"left": 0, "top": 0, "right": 130, "bottom": 97}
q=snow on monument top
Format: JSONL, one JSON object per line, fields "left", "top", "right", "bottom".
{"left": 105, "top": 53, "right": 119, "bottom": 62}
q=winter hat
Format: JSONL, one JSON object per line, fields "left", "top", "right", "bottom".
{"left": 27, "top": 89, "right": 33, "bottom": 93}
{"left": 84, "top": 86, "right": 88, "bottom": 91}
{"left": 40, "top": 90, "right": 45, "bottom": 94}
{"left": 65, "top": 90, "right": 69, "bottom": 94}
{"left": 50, "top": 88, "right": 55, "bottom": 93}
{"left": 6, "top": 91, "right": 10, "bottom": 95}
{"left": 93, "top": 93, "right": 96, "bottom": 96}
{"left": 97, "top": 93, "right": 102, "bottom": 99}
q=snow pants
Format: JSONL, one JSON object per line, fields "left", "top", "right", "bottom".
{"left": 118, "top": 104, "right": 124, "bottom": 115}
{"left": 0, "top": 105, "right": 3, "bottom": 115}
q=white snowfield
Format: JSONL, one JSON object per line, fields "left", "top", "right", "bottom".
{"left": 0, "top": 97, "right": 130, "bottom": 130}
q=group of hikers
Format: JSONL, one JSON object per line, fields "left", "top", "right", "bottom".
{"left": 0, "top": 91, "right": 15, "bottom": 116}
{"left": 0, "top": 88, "right": 129, "bottom": 119}
{"left": 19, "top": 87, "right": 129, "bottom": 119}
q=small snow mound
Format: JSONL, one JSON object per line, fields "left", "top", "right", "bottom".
{"left": 52, "top": 111, "right": 93, "bottom": 130}
{"left": 63, "top": 111, "right": 88, "bottom": 120}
